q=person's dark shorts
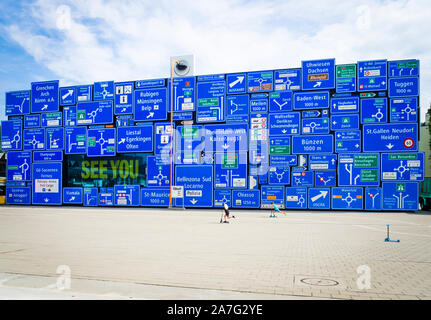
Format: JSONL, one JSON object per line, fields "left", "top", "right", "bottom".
{"left": 224, "top": 209, "right": 230, "bottom": 216}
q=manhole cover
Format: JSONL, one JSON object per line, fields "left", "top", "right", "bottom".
{"left": 300, "top": 278, "right": 339, "bottom": 286}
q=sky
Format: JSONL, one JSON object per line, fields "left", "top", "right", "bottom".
{"left": 0, "top": 0, "right": 430, "bottom": 121}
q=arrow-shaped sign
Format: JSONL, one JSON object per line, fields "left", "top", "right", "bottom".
{"left": 311, "top": 190, "right": 328, "bottom": 202}
{"left": 229, "top": 76, "right": 245, "bottom": 88}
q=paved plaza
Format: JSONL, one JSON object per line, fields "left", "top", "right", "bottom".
{"left": 0, "top": 206, "right": 430, "bottom": 300}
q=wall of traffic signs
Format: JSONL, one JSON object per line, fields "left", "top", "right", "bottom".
{"left": 1, "top": 58, "right": 423, "bottom": 210}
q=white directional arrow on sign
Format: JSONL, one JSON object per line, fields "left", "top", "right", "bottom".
{"left": 311, "top": 190, "right": 328, "bottom": 202}
{"left": 62, "top": 89, "right": 74, "bottom": 100}
{"left": 386, "top": 143, "right": 394, "bottom": 149}
{"left": 118, "top": 138, "right": 126, "bottom": 144}
{"left": 147, "top": 112, "right": 154, "bottom": 118}
{"left": 222, "top": 144, "right": 229, "bottom": 150}
{"left": 313, "top": 82, "right": 322, "bottom": 88}
{"left": 229, "top": 76, "right": 245, "bottom": 88}
{"left": 190, "top": 198, "right": 198, "bottom": 205}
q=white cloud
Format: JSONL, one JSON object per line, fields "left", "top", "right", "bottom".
{"left": 3, "top": 0, "right": 431, "bottom": 118}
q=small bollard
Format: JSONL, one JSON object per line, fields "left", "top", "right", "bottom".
{"left": 384, "top": 224, "right": 400, "bottom": 242}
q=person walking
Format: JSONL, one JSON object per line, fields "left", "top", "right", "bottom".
{"left": 270, "top": 202, "right": 280, "bottom": 218}
{"left": 220, "top": 203, "right": 235, "bottom": 223}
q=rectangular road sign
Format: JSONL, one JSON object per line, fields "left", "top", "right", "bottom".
{"left": 6, "top": 90, "right": 30, "bottom": 115}
{"left": 83, "top": 187, "right": 98, "bottom": 206}
{"left": 331, "top": 114, "right": 359, "bottom": 131}
{"left": 291, "top": 170, "right": 313, "bottom": 187}
{"left": 24, "top": 128, "right": 45, "bottom": 150}
{"left": 381, "top": 153, "right": 424, "bottom": 181}
{"left": 365, "top": 187, "right": 382, "bottom": 211}
{"left": 46, "top": 127, "right": 64, "bottom": 150}
{"left": 358, "top": 59, "right": 387, "bottom": 91}
{"left": 292, "top": 135, "right": 333, "bottom": 154}
{"left": 388, "top": 59, "right": 419, "bottom": 77}
{"left": 309, "top": 154, "right": 337, "bottom": 170}
{"left": 302, "top": 117, "right": 329, "bottom": 134}
{"left": 134, "top": 87, "right": 167, "bottom": 121}
{"left": 302, "top": 59, "right": 335, "bottom": 90}
{"left": 226, "top": 73, "right": 246, "bottom": 94}
{"left": 33, "top": 151, "right": 63, "bottom": 162}
{"left": 270, "top": 155, "right": 297, "bottom": 166}
{"left": 269, "top": 136, "right": 290, "bottom": 155}
{"left": 390, "top": 97, "right": 417, "bottom": 122}
{"left": 274, "top": 68, "right": 301, "bottom": 91}
{"left": 63, "top": 105, "right": 77, "bottom": 127}
{"left": 261, "top": 185, "right": 284, "bottom": 209}
{"left": 175, "top": 165, "right": 213, "bottom": 207}
{"left": 269, "top": 112, "right": 300, "bottom": 136}
{"left": 315, "top": 171, "right": 336, "bottom": 187}
{"left": 7, "top": 151, "right": 32, "bottom": 181}
{"left": 336, "top": 64, "right": 356, "bottom": 93}
{"left": 214, "top": 152, "right": 247, "bottom": 188}
{"left": 175, "top": 151, "right": 201, "bottom": 165}
{"left": 250, "top": 97, "right": 268, "bottom": 113}
{"left": 269, "top": 91, "right": 293, "bottom": 112}
{"left": 24, "top": 115, "right": 41, "bottom": 128}
{"left": 331, "top": 187, "right": 363, "bottom": 210}
{"left": 285, "top": 187, "right": 307, "bottom": 209}
{"left": 147, "top": 155, "right": 170, "bottom": 187}
{"left": 331, "top": 96, "right": 359, "bottom": 113}
{"left": 32, "top": 162, "right": 62, "bottom": 205}
{"left": 335, "top": 130, "right": 361, "bottom": 152}
{"left": 226, "top": 94, "right": 249, "bottom": 123}
{"left": 204, "top": 124, "right": 248, "bottom": 153}
{"left": 141, "top": 188, "right": 170, "bottom": 207}
{"left": 6, "top": 187, "right": 31, "bottom": 205}
{"left": 94, "top": 81, "right": 114, "bottom": 100}
{"left": 361, "top": 98, "right": 388, "bottom": 123}
{"left": 382, "top": 182, "right": 418, "bottom": 211}
{"left": 247, "top": 71, "right": 273, "bottom": 93}
{"left": 114, "top": 81, "right": 133, "bottom": 114}
{"left": 338, "top": 153, "right": 379, "bottom": 186}
{"left": 76, "top": 85, "right": 92, "bottom": 102}
{"left": 169, "top": 77, "right": 195, "bottom": 112}
{"left": 99, "top": 188, "right": 114, "bottom": 206}
{"left": 117, "top": 126, "right": 153, "bottom": 153}
{"left": 249, "top": 140, "right": 269, "bottom": 165}
{"left": 135, "top": 79, "right": 165, "bottom": 89}
{"left": 114, "top": 185, "right": 140, "bottom": 206}
{"left": 60, "top": 86, "right": 76, "bottom": 106}
{"left": 65, "top": 127, "right": 86, "bottom": 154}
{"left": 268, "top": 166, "right": 290, "bottom": 185}
{"left": 154, "top": 122, "right": 174, "bottom": 156}
{"left": 232, "top": 189, "right": 260, "bottom": 208}
{"left": 197, "top": 80, "right": 226, "bottom": 122}
{"left": 41, "top": 112, "right": 62, "bottom": 127}
{"left": 308, "top": 187, "right": 331, "bottom": 209}
{"left": 31, "top": 80, "right": 59, "bottom": 113}
{"left": 63, "top": 187, "right": 83, "bottom": 204}
{"left": 214, "top": 189, "right": 232, "bottom": 207}
{"left": 1, "top": 120, "right": 23, "bottom": 150}
{"left": 175, "top": 125, "right": 204, "bottom": 154}
{"left": 77, "top": 100, "right": 113, "bottom": 125}
{"left": 87, "top": 127, "right": 116, "bottom": 157}
{"left": 363, "top": 123, "right": 418, "bottom": 152}
{"left": 293, "top": 91, "right": 330, "bottom": 110}
{"left": 388, "top": 77, "right": 419, "bottom": 97}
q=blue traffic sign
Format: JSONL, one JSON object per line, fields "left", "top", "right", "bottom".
{"left": 63, "top": 105, "right": 77, "bottom": 127}
{"left": 269, "top": 137, "right": 290, "bottom": 155}
{"left": 31, "top": 80, "right": 59, "bottom": 113}
{"left": 362, "top": 123, "right": 418, "bottom": 152}
{"left": 33, "top": 151, "right": 62, "bottom": 162}
{"left": 87, "top": 128, "right": 116, "bottom": 157}
{"left": 315, "top": 171, "right": 336, "bottom": 187}
{"left": 24, "top": 128, "right": 45, "bottom": 150}
{"left": 269, "top": 91, "right": 293, "bottom": 112}
{"left": 361, "top": 98, "right": 387, "bottom": 123}
{"left": 308, "top": 187, "right": 331, "bottom": 209}
{"left": 302, "top": 59, "right": 335, "bottom": 90}
{"left": 7, "top": 151, "right": 31, "bottom": 181}
{"left": 249, "top": 141, "right": 269, "bottom": 165}
{"left": 302, "top": 110, "right": 323, "bottom": 118}
{"left": 204, "top": 124, "right": 248, "bottom": 153}
{"left": 76, "top": 100, "right": 113, "bottom": 125}
{"left": 270, "top": 155, "right": 297, "bottom": 166}
{"left": 261, "top": 185, "right": 284, "bottom": 208}
{"left": 147, "top": 156, "right": 170, "bottom": 187}
{"left": 232, "top": 189, "right": 260, "bottom": 208}
{"left": 358, "top": 60, "right": 387, "bottom": 91}
{"left": 214, "top": 152, "right": 247, "bottom": 188}
{"left": 32, "top": 162, "right": 62, "bottom": 205}
{"left": 309, "top": 154, "right": 337, "bottom": 171}
{"left": 84, "top": 187, "right": 98, "bottom": 206}
{"left": 338, "top": 153, "right": 379, "bottom": 186}
{"left": 381, "top": 153, "right": 424, "bottom": 182}
{"left": 388, "top": 60, "right": 419, "bottom": 78}
{"left": 291, "top": 169, "right": 313, "bottom": 186}
{"left": 336, "top": 64, "right": 357, "bottom": 93}
{"left": 331, "top": 187, "right": 363, "bottom": 210}
{"left": 196, "top": 80, "right": 226, "bottom": 122}
{"left": 114, "top": 82, "right": 134, "bottom": 114}
{"left": 365, "top": 187, "right": 382, "bottom": 211}
{"left": 169, "top": 77, "right": 195, "bottom": 112}
{"left": 175, "top": 125, "right": 204, "bottom": 155}
{"left": 226, "top": 94, "right": 249, "bottom": 123}
{"left": 114, "top": 185, "right": 140, "bottom": 206}
{"left": 390, "top": 97, "right": 417, "bottom": 122}
{"left": 293, "top": 91, "right": 330, "bottom": 110}
{"left": 285, "top": 187, "right": 307, "bottom": 209}
{"left": 154, "top": 122, "right": 174, "bottom": 156}
{"left": 24, "top": 115, "right": 41, "bottom": 128}
{"left": 1, "top": 120, "right": 23, "bottom": 150}
{"left": 135, "top": 79, "right": 165, "bottom": 89}
{"left": 226, "top": 73, "right": 246, "bottom": 94}
{"left": 172, "top": 112, "right": 193, "bottom": 121}
{"left": 175, "top": 151, "right": 201, "bottom": 165}
{"left": 46, "top": 127, "right": 64, "bottom": 150}
{"left": 382, "top": 182, "right": 418, "bottom": 211}
{"left": 65, "top": 127, "right": 86, "bottom": 154}
{"left": 214, "top": 189, "right": 232, "bottom": 207}
{"left": 331, "top": 114, "right": 359, "bottom": 130}
{"left": 388, "top": 77, "right": 419, "bottom": 97}
{"left": 141, "top": 188, "right": 170, "bottom": 207}
{"left": 250, "top": 97, "right": 268, "bottom": 113}
{"left": 335, "top": 130, "right": 361, "bottom": 153}
{"left": 274, "top": 68, "right": 301, "bottom": 91}
{"left": 6, "top": 187, "right": 31, "bottom": 204}
{"left": 99, "top": 188, "right": 114, "bottom": 206}
{"left": 63, "top": 188, "right": 83, "bottom": 204}
{"left": 94, "top": 81, "right": 114, "bottom": 100}
{"left": 302, "top": 117, "right": 329, "bottom": 134}
{"left": 6, "top": 90, "right": 30, "bottom": 115}
{"left": 292, "top": 135, "right": 333, "bottom": 154}
{"left": 247, "top": 71, "right": 273, "bottom": 93}
{"left": 117, "top": 126, "right": 153, "bottom": 153}
{"left": 331, "top": 96, "right": 359, "bottom": 113}
{"left": 41, "top": 112, "right": 62, "bottom": 127}
{"left": 76, "top": 85, "right": 92, "bottom": 102}
{"left": 269, "top": 112, "right": 300, "bottom": 136}
{"left": 60, "top": 87, "right": 76, "bottom": 106}
{"left": 134, "top": 87, "right": 167, "bottom": 121}
{"left": 175, "top": 165, "right": 213, "bottom": 207}
{"left": 268, "top": 166, "right": 290, "bottom": 185}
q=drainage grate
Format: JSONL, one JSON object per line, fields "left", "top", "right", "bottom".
{"left": 300, "top": 278, "right": 339, "bottom": 287}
